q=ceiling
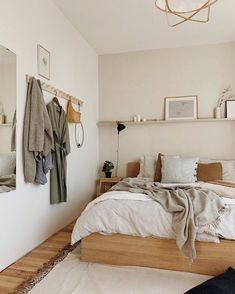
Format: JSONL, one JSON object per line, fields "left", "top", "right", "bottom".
{"left": 54, "top": 0, "right": 235, "bottom": 55}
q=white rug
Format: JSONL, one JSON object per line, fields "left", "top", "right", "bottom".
{"left": 29, "top": 247, "right": 211, "bottom": 294}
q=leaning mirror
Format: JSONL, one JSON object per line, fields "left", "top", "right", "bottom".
{"left": 0, "top": 45, "right": 16, "bottom": 193}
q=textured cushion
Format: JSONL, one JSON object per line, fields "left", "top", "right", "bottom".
{"left": 200, "top": 159, "right": 235, "bottom": 182}
{"left": 0, "top": 153, "right": 16, "bottom": 176}
{"left": 161, "top": 156, "right": 198, "bottom": 183}
{"left": 127, "top": 162, "right": 140, "bottom": 178}
{"left": 154, "top": 153, "right": 163, "bottom": 182}
{"left": 185, "top": 267, "right": 235, "bottom": 294}
{"left": 138, "top": 155, "right": 157, "bottom": 181}
{"left": 218, "top": 160, "right": 235, "bottom": 182}
{"left": 197, "top": 162, "right": 222, "bottom": 182}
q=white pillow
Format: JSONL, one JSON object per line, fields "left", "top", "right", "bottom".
{"left": 200, "top": 158, "right": 235, "bottom": 182}
{"left": 137, "top": 155, "right": 156, "bottom": 181}
{"left": 161, "top": 156, "right": 199, "bottom": 183}
{"left": 221, "top": 161, "right": 235, "bottom": 182}
{"left": 0, "top": 153, "right": 16, "bottom": 176}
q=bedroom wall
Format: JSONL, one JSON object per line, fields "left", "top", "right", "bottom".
{"left": 0, "top": 0, "right": 98, "bottom": 271}
{"left": 99, "top": 42, "right": 235, "bottom": 176}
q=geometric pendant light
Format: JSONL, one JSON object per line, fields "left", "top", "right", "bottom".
{"left": 155, "top": 0, "right": 218, "bottom": 27}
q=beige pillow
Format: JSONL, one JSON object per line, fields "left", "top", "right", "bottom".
{"left": 0, "top": 153, "right": 16, "bottom": 176}
{"left": 138, "top": 155, "right": 157, "bottom": 181}
{"left": 155, "top": 154, "right": 180, "bottom": 182}
{"left": 161, "top": 156, "right": 199, "bottom": 183}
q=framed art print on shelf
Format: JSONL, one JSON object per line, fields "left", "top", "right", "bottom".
{"left": 37, "top": 45, "right": 50, "bottom": 80}
{"left": 226, "top": 100, "right": 235, "bottom": 118}
{"left": 164, "top": 96, "right": 198, "bottom": 120}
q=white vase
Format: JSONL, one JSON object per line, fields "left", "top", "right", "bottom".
{"left": 215, "top": 107, "right": 221, "bottom": 119}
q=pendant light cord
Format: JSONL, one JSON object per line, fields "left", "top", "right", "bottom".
{"left": 116, "top": 134, "right": 120, "bottom": 176}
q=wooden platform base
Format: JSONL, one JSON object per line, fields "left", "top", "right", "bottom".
{"left": 81, "top": 233, "right": 235, "bottom": 276}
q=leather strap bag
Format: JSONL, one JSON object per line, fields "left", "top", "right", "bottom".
{"left": 67, "top": 97, "right": 81, "bottom": 123}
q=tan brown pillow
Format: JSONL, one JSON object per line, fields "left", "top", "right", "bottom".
{"left": 154, "top": 153, "right": 163, "bottom": 182}
{"left": 197, "top": 162, "right": 222, "bottom": 182}
{"left": 126, "top": 162, "right": 140, "bottom": 178}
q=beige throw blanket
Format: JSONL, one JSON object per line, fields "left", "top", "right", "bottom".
{"left": 111, "top": 178, "right": 229, "bottom": 260}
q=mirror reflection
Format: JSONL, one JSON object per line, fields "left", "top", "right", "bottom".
{"left": 0, "top": 44, "right": 16, "bottom": 193}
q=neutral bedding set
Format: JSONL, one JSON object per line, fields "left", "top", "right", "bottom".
{"left": 0, "top": 153, "right": 16, "bottom": 192}
{"left": 72, "top": 178, "right": 235, "bottom": 258}
{"left": 0, "top": 174, "right": 16, "bottom": 192}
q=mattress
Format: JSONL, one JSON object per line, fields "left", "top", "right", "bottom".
{"left": 71, "top": 182, "right": 235, "bottom": 245}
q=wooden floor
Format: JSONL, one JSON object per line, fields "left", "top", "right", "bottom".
{"left": 0, "top": 222, "right": 75, "bottom": 294}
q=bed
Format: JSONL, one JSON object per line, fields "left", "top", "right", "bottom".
{"left": 0, "top": 153, "right": 16, "bottom": 193}
{"left": 73, "top": 162, "right": 235, "bottom": 276}
{"left": 0, "top": 173, "right": 16, "bottom": 192}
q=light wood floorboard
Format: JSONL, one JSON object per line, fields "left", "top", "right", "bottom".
{"left": 0, "top": 221, "right": 75, "bottom": 294}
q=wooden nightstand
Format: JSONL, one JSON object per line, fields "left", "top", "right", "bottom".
{"left": 96, "top": 177, "right": 122, "bottom": 197}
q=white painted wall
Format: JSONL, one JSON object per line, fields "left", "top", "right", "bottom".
{"left": 0, "top": 0, "right": 98, "bottom": 271}
{"left": 99, "top": 43, "right": 235, "bottom": 177}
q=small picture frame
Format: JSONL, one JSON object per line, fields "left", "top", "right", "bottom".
{"left": 226, "top": 100, "right": 235, "bottom": 118}
{"left": 164, "top": 96, "right": 198, "bottom": 120}
{"left": 37, "top": 45, "right": 50, "bottom": 80}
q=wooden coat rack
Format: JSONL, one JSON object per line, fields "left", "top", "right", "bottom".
{"left": 26, "top": 75, "right": 84, "bottom": 106}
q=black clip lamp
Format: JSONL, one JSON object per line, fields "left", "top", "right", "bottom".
{"left": 117, "top": 122, "right": 126, "bottom": 134}
{"left": 116, "top": 121, "right": 126, "bottom": 176}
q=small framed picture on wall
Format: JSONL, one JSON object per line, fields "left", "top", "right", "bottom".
{"left": 164, "top": 96, "right": 198, "bottom": 120}
{"left": 226, "top": 100, "right": 235, "bottom": 118}
{"left": 37, "top": 45, "right": 50, "bottom": 80}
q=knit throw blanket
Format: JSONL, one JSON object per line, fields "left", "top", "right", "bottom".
{"left": 111, "top": 178, "right": 230, "bottom": 260}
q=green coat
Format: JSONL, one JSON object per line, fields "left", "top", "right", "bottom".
{"left": 47, "top": 101, "right": 70, "bottom": 204}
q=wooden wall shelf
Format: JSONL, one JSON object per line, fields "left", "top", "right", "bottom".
{"left": 0, "top": 123, "right": 12, "bottom": 127}
{"left": 97, "top": 118, "right": 235, "bottom": 127}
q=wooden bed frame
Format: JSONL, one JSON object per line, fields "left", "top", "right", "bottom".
{"left": 81, "top": 162, "right": 235, "bottom": 276}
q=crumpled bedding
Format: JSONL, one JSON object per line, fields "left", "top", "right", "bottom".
{"left": 71, "top": 181, "right": 235, "bottom": 253}
{"left": 109, "top": 178, "right": 230, "bottom": 260}
{"left": 0, "top": 174, "right": 16, "bottom": 192}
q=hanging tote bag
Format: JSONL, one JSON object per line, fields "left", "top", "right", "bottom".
{"left": 67, "top": 97, "right": 81, "bottom": 123}
{"left": 66, "top": 97, "right": 84, "bottom": 148}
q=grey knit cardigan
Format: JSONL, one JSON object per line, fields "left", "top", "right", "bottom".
{"left": 23, "top": 77, "right": 53, "bottom": 183}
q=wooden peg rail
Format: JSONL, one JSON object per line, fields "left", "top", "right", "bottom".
{"left": 26, "top": 74, "right": 83, "bottom": 106}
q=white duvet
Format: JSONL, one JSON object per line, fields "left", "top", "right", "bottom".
{"left": 71, "top": 182, "right": 235, "bottom": 245}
